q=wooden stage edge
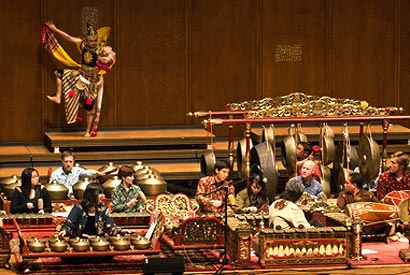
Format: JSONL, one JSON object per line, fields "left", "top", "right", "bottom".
{"left": 1, "top": 261, "right": 410, "bottom": 275}
{"left": 1, "top": 125, "right": 410, "bottom": 181}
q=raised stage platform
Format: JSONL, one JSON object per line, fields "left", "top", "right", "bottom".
{"left": 1, "top": 125, "right": 410, "bottom": 196}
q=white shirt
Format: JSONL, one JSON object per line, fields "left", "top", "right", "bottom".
{"left": 49, "top": 167, "right": 97, "bottom": 197}
{"left": 269, "top": 199, "right": 311, "bottom": 230}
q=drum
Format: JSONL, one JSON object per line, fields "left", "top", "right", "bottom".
{"left": 346, "top": 202, "right": 398, "bottom": 224}
{"left": 398, "top": 197, "right": 410, "bottom": 223}
{"left": 382, "top": 190, "right": 410, "bottom": 207}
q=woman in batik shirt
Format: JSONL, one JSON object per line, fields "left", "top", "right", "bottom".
{"left": 376, "top": 151, "right": 410, "bottom": 200}
{"left": 111, "top": 165, "right": 147, "bottom": 213}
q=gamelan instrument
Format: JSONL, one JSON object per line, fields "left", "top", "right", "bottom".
{"left": 346, "top": 202, "right": 398, "bottom": 225}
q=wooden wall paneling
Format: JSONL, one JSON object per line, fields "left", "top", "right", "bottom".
{"left": 190, "top": 0, "right": 259, "bottom": 112}
{"left": 399, "top": 0, "right": 410, "bottom": 127}
{"left": 0, "top": 0, "right": 408, "bottom": 143}
{"left": 94, "top": 0, "right": 117, "bottom": 128}
{"left": 118, "top": 0, "right": 187, "bottom": 126}
{"left": 0, "top": 0, "right": 42, "bottom": 142}
{"left": 330, "top": 0, "right": 397, "bottom": 107}
{"left": 262, "top": 0, "right": 328, "bottom": 98}
{"left": 42, "top": 0, "right": 116, "bottom": 131}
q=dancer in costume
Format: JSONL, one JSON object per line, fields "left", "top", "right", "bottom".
{"left": 41, "top": 20, "right": 115, "bottom": 137}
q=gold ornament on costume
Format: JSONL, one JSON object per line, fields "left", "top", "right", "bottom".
{"left": 86, "top": 21, "right": 98, "bottom": 41}
{"left": 82, "top": 6, "right": 98, "bottom": 37}
{"left": 83, "top": 51, "right": 93, "bottom": 64}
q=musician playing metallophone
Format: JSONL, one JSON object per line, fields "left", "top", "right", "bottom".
{"left": 196, "top": 160, "right": 236, "bottom": 215}
{"left": 58, "top": 182, "right": 121, "bottom": 238}
{"left": 111, "top": 165, "right": 147, "bottom": 213}
{"left": 10, "top": 167, "right": 52, "bottom": 214}
{"left": 235, "top": 174, "right": 269, "bottom": 214}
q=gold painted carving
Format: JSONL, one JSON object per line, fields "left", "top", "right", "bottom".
{"left": 229, "top": 92, "right": 403, "bottom": 118}
{"left": 275, "top": 45, "right": 302, "bottom": 62}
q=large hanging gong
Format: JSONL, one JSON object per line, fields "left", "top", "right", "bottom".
{"left": 236, "top": 138, "right": 253, "bottom": 177}
{"left": 261, "top": 125, "right": 276, "bottom": 151}
{"left": 281, "top": 134, "right": 297, "bottom": 178}
{"left": 200, "top": 150, "right": 216, "bottom": 177}
{"left": 320, "top": 124, "right": 336, "bottom": 166}
{"left": 358, "top": 134, "right": 381, "bottom": 185}
{"left": 319, "top": 164, "right": 332, "bottom": 198}
{"left": 335, "top": 143, "right": 360, "bottom": 171}
{"left": 337, "top": 167, "right": 352, "bottom": 193}
{"left": 294, "top": 123, "right": 309, "bottom": 145}
{"left": 250, "top": 141, "right": 279, "bottom": 203}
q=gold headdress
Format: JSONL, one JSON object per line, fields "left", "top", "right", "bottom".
{"left": 87, "top": 21, "right": 98, "bottom": 41}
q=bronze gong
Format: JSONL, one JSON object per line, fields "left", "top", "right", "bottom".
{"left": 358, "top": 135, "right": 381, "bottom": 185}
{"left": 250, "top": 141, "right": 279, "bottom": 203}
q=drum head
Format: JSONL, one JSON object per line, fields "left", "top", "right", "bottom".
{"left": 383, "top": 190, "right": 410, "bottom": 207}
{"left": 398, "top": 197, "right": 410, "bottom": 223}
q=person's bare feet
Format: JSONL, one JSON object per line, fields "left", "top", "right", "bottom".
{"left": 47, "top": 95, "right": 61, "bottom": 104}
{"left": 84, "top": 131, "right": 91, "bottom": 137}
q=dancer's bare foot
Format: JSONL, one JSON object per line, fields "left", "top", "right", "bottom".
{"left": 47, "top": 95, "right": 61, "bottom": 104}
{"left": 84, "top": 131, "right": 91, "bottom": 137}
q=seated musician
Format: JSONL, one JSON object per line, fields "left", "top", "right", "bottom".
{"left": 269, "top": 179, "right": 311, "bottom": 230}
{"left": 296, "top": 142, "right": 321, "bottom": 179}
{"left": 337, "top": 171, "right": 379, "bottom": 210}
{"left": 195, "top": 160, "right": 236, "bottom": 215}
{"left": 111, "top": 165, "right": 147, "bottom": 213}
{"left": 235, "top": 174, "right": 269, "bottom": 214}
{"left": 49, "top": 150, "right": 106, "bottom": 198}
{"left": 10, "top": 167, "right": 52, "bottom": 214}
{"left": 376, "top": 151, "right": 410, "bottom": 200}
{"left": 289, "top": 160, "right": 323, "bottom": 200}
{"left": 58, "top": 183, "right": 121, "bottom": 238}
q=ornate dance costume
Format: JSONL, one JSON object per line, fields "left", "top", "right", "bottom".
{"left": 41, "top": 23, "right": 115, "bottom": 136}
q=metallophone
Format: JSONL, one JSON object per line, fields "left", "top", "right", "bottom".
{"left": 226, "top": 211, "right": 352, "bottom": 267}
{"left": 1, "top": 217, "right": 162, "bottom": 272}
{"left": 0, "top": 199, "right": 161, "bottom": 271}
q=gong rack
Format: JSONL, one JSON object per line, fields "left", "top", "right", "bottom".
{"left": 187, "top": 93, "right": 410, "bottom": 180}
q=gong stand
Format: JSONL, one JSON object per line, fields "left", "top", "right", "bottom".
{"left": 203, "top": 177, "right": 251, "bottom": 275}
{"left": 202, "top": 115, "right": 410, "bottom": 183}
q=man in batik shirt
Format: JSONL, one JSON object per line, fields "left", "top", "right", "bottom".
{"left": 337, "top": 172, "right": 379, "bottom": 210}
{"left": 196, "top": 160, "right": 236, "bottom": 215}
